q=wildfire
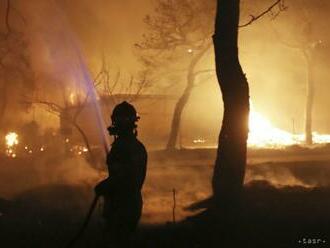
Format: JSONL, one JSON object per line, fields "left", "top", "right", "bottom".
{"left": 5, "top": 132, "right": 19, "bottom": 158}
{"left": 248, "top": 110, "right": 298, "bottom": 148}
{"left": 70, "top": 145, "right": 89, "bottom": 156}
{"left": 248, "top": 107, "right": 330, "bottom": 148}
{"left": 192, "top": 102, "right": 330, "bottom": 149}
{"left": 5, "top": 132, "right": 18, "bottom": 147}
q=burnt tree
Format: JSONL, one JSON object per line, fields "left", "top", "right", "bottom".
{"left": 211, "top": 0, "right": 285, "bottom": 205}
{"left": 211, "top": 0, "right": 249, "bottom": 204}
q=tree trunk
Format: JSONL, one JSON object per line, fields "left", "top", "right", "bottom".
{"left": 212, "top": 0, "right": 250, "bottom": 206}
{"left": 304, "top": 51, "right": 314, "bottom": 145}
{"left": 166, "top": 73, "right": 194, "bottom": 150}
{"left": 166, "top": 43, "right": 212, "bottom": 150}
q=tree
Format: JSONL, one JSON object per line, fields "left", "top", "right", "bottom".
{"left": 24, "top": 59, "right": 149, "bottom": 168}
{"left": 136, "top": 0, "right": 215, "bottom": 150}
{"left": 138, "top": 0, "right": 285, "bottom": 150}
{"left": 212, "top": 0, "right": 249, "bottom": 206}
{"left": 272, "top": 3, "right": 324, "bottom": 145}
{"left": 98, "top": 60, "right": 149, "bottom": 106}
{"left": 212, "top": 0, "right": 284, "bottom": 205}
{"left": 24, "top": 77, "right": 99, "bottom": 164}
{"left": 0, "top": 0, "right": 35, "bottom": 127}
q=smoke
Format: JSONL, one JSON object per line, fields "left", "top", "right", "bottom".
{"left": 246, "top": 163, "right": 310, "bottom": 188}
{"left": 0, "top": 155, "right": 102, "bottom": 199}
{"left": 1, "top": 146, "right": 330, "bottom": 225}
{"left": 3, "top": 0, "right": 329, "bottom": 145}
{"left": 1, "top": 0, "right": 330, "bottom": 227}
{"left": 141, "top": 152, "right": 330, "bottom": 223}
{"left": 142, "top": 161, "right": 212, "bottom": 223}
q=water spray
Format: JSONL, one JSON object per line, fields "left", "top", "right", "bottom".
{"left": 64, "top": 45, "right": 110, "bottom": 248}
{"left": 44, "top": 4, "right": 111, "bottom": 247}
{"left": 75, "top": 49, "right": 110, "bottom": 154}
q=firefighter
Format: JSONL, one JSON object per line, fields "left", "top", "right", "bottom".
{"left": 94, "top": 101, "right": 147, "bottom": 247}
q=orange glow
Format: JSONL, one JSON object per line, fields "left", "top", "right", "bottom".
{"left": 5, "top": 132, "right": 19, "bottom": 158}
{"left": 5, "top": 132, "right": 19, "bottom": 147}
{"left": 248, "top": 105, "right": 330, "bottom": 148}
{"left": 69, "top": 92, "right": 76, "bottom": 105}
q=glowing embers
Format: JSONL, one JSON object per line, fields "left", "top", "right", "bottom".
{"left": 5, "top": 132, "right": 19, "bottom": 158}
{"left": 193, "top": 138, "right": 206, "bottom": 144}
{"left": 69, "top": 145, "right": 89, "bottom": 156}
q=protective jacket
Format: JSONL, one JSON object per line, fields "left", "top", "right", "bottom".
{"left": 95, "top": 134, "right": 147, "bottom": 235}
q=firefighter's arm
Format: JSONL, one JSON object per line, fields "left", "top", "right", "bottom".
{"left": 94, "top": 162, "right": 127, "bottom": 195}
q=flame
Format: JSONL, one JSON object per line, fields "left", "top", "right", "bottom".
{"left": 5, "top": 132, "right": 19, "bottom": 158}
{"left": 248, "top": 106, "right": 330, "bottom": 148}
{"left": 248, "top": 110, "right": 298, "bottom": 148}
{"left": 5, "top": 132, "right": 19, "bottom": 147}
{"left": 193, "top": 138, "right": 206, "bottom": 144}
{"left": 69, "top": 145, "right": 89, "bottom": 156}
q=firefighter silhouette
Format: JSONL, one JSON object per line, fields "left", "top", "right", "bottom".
{"left": 95, "top": 101, "right": 147, "bottom": 246}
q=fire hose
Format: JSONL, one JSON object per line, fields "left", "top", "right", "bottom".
{"left": 65, "top": 137, "right": 109, "bottom": 247}
{"left": 65, "top": 194, "right": 100, "bottom": 248}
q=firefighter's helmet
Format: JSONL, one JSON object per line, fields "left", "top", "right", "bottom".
{"left": 111, "top": 101, "right": 139, "bottom": 123}
{"left": 108, "top": 101, "right": 139, "bottom": 135}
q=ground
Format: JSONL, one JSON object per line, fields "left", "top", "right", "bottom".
{"left": 0, "top": 148, "right": 330, "bottom": 247}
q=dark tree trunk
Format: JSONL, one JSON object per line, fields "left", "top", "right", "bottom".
{"left": 303, "top": 51, "right": 314, "bottom": 145}
{"left": 166, "top": 81, "right": 193, "bottom": 150}
{"left": 166, "top": 43, "right": 212, "bottom": 150}
{"left": 212, "top": 0, "right": 250, "bottom": 206}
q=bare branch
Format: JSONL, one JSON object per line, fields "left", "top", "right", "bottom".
{"left": 129, "top": 73, "right": 148, "bottom": 103}
{"left": 127, "top": 75, "right": 134, "bottom": 96}
{"left": 33, "top": 100, "right": 63, "bottom": 112}
{"left": 239, "top": 0, "right": 286, "bottom": 28}
{"left": 109, "top": 70, "right": 121, "bottom": 95}
{"left": 73, "top": 91, "right": 91, "bottom": 122}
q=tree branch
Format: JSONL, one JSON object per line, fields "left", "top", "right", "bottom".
{"left": 30, "top": 100, "right": 64, "bottom": 113}
{"left": 239, "top": 0, "right": 286, "bottom": 28}
{"left": 129, "top": 73, "right": 148, "bottom": 103}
